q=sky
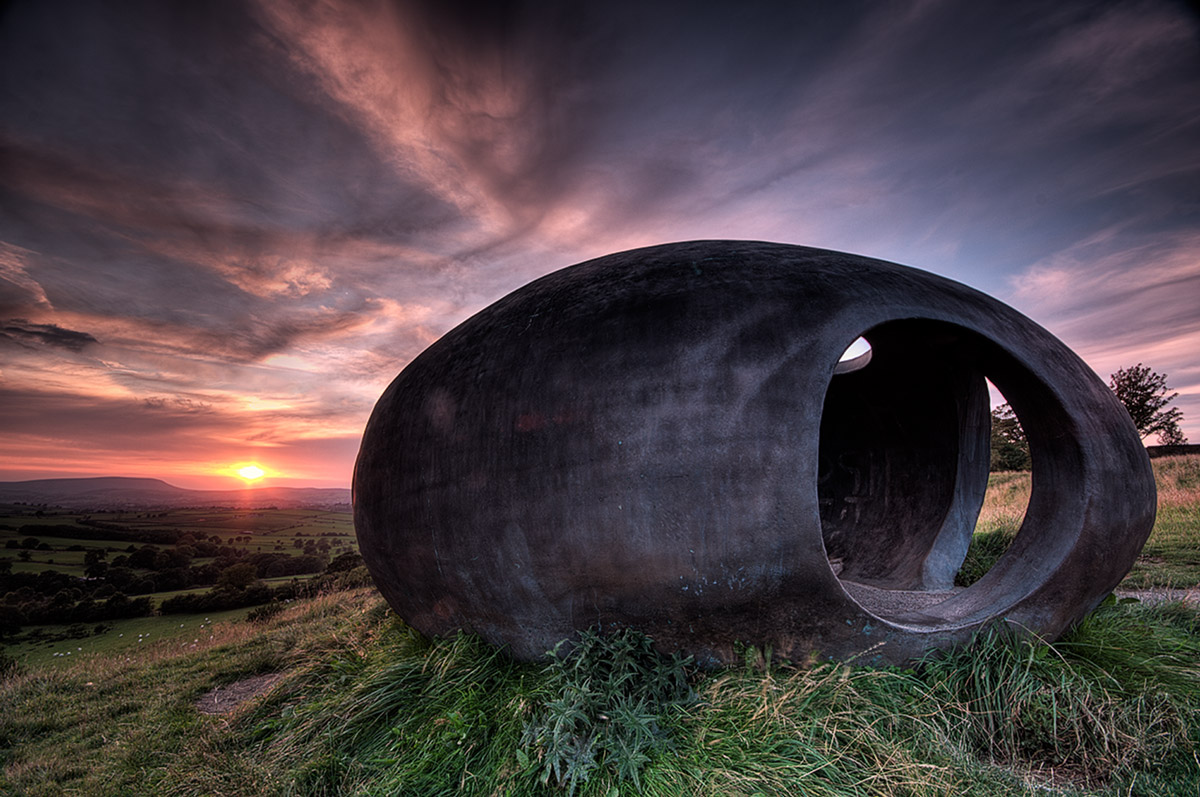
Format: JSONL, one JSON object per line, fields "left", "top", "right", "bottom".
{"left": 1, "top": 0, "right": 1198, "bottom": 489}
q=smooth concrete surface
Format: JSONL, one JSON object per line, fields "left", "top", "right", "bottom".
{"left": 353, "top": 241, "right": 1156, "bottom": 666}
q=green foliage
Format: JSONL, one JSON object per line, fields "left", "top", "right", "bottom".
{"left": 1110, "top": 363, "right": 1188, "bottom": 444}
{"left": 990, "top": 403, "right": 1030, "bottom": 471}
{"left": 158, "top": 582, "right": 273, "bottom": 614}
{"left": 217, "top": 562, "right": 259, "bottom": 590}
{"left": 921, "top": 600, "right": 1200, "bottom": 788}
{"left": 521, "top": 627, "right": 695, "bottom": 794}
{"left": 955, "top": 520, "right": 1019, "bottom": 586}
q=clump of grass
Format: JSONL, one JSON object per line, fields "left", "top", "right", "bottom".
{"left": 1058, "top": 597, "right": 1200, "bottom": 698}
{"left": 246, "top": 601, "right": 286, "bottom": 624}
{"left": 647, "top": 653, "right": 968, "bottom": 797}
{"left": 521, "top": 627, "right": 695, "bottom": 794}
{"left": 955, "top": 519, "right": 1019, "bottom": 587}
{"left": 921, "top": 599, "right": 1200, "bottom": 788}
{"left": 0, "top": 648, "right": 21, "bottom": 680}
{"left": 285, "top": 630, "right": 531, "bottom": 795}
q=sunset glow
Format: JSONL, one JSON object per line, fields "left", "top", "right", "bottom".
{"left": 0, "top": 1, "right": 1196, "bottom": 490}
{"left": 236, "top": 465, "right": 266, "bottom": 482}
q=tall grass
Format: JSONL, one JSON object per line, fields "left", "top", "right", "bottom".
{"left": 965, "top": 455, "right": 1200, "bottom": 590}
{"left": 976, "top": 470, "right": 1031, "bottom": 533}
{"left": 923, "top": 612, "right": 1193, "bottom": 788}
{"left": 1124, "top": 455, "right": 1200, "bottom": 588}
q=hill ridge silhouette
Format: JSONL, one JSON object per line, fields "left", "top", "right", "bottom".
{"left": 0, "top": 476, "right": 350, "bottom": 510}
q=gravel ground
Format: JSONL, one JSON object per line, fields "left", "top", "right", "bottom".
{"left": 840, "top": 581, "right": 962, "bottom": 617}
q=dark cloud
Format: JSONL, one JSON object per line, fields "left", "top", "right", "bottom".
{"left": 0, "top": 320, "right": 98, "bottom": 351}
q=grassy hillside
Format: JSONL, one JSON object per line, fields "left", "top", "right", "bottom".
{"left": 3, "top": 589, "right": 1198, "bottom": 796}
{"left": 2, "top": 457, "right": 1198, "bottom": 796}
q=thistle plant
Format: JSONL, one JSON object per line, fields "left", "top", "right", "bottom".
{"left": 519, "top": 626, "right": 695, "bottom": 794}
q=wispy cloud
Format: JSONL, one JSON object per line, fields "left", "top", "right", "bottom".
{"left": 0, "top": 242, "right": 52, "bottom": 311}
{"left": 1010, "top": 227, "right": 1200, "bottom": 440}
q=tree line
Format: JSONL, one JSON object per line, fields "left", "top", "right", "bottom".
{"left": 991, "top": 363, "right": 1188, "bottom": 471}
{"left": 0, "top": 527, "right": 363, "bottom": 636}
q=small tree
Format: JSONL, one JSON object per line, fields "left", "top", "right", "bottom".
{"left": 1109, "top": 364, "right": 1187, "bottom": 444}
{"left": 217, "top": 562, "right": 259, "bottom": 590}
{"left": 1158, "top": 424, "right": 1188, "bottom": 446}
{"left": 990, "top": 403, "right": 1030, "bottom": 471}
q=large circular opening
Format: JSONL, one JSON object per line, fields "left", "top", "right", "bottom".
{"left": 818, "top": 319, "right": 1062, "bottom": 629}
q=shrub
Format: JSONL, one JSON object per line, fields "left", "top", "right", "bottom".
{"left": 247, "top": 601, "right": 285, "bottom": 624}
{"left": 520, "top": 626, "right": 696, "bottom": 794}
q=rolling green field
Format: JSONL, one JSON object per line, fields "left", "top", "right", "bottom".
{"left": 8, "top": 559, "right": 85, "bottom": 575}
{"left": 1, "top": 505, "right": 353, "bottom": 542}
{"left": 2, "top": 459, "right": 1197, "bottom": 795}
{"left": 10, "top": 607, "right": 257, "bottom": 664}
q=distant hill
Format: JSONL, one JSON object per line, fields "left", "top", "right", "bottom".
{"left": 0, "top": 476, "right": 350, "bottom": 510}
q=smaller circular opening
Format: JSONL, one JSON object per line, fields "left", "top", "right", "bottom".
{"left": 834, "top": 336, "right": 872, "bottom": 374}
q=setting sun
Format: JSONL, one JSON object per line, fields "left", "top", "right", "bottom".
{"left": 236, "top": 465, "right": 266, "bottom": 481}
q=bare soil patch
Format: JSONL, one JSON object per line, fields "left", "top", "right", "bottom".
{"left": 196, "top": 672, "right": 285, "bottom": 715}
{"left": 1115, "top": 587, "right": 1200, "bottom": 606}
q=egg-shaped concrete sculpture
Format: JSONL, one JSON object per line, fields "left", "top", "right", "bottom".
{"left": 353, "top": 241, "right": 1155, "bottom": 666}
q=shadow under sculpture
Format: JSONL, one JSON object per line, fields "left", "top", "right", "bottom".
{"left": 353, "top": 241, "right": 1156, "bottom": 666}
